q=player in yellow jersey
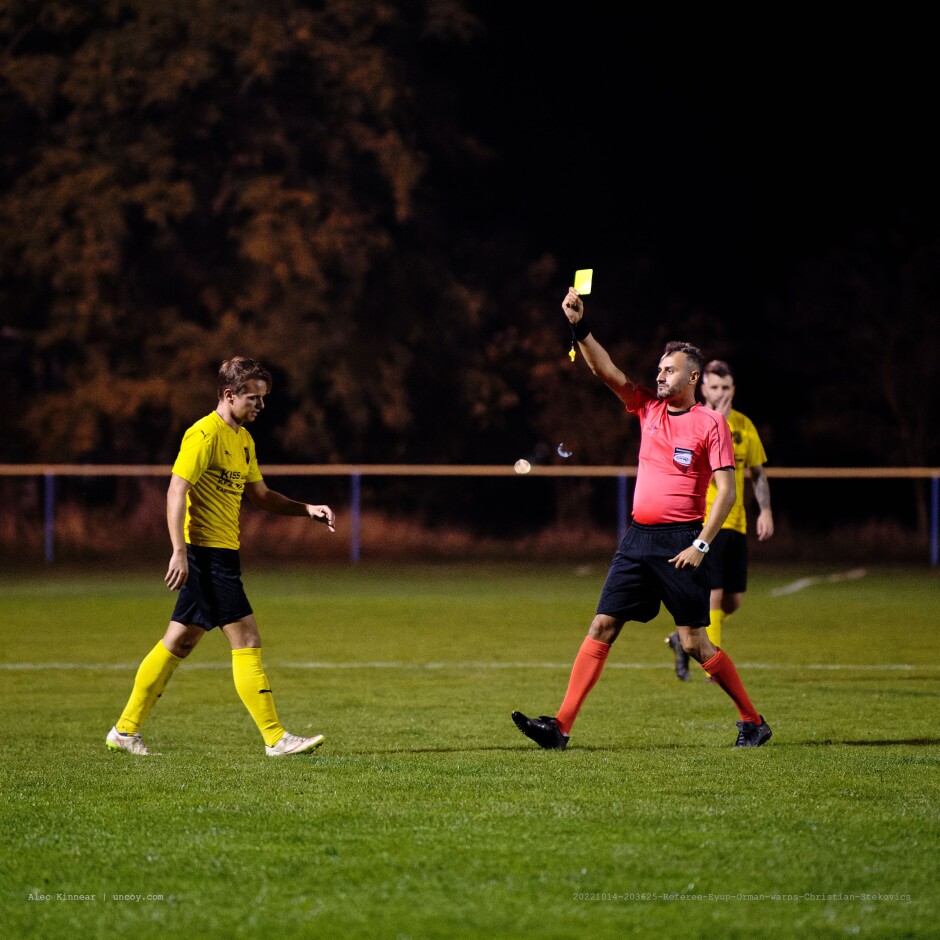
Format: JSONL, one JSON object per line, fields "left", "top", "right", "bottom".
{"left": 666, "top": 360, "right": 774, "bottom": 680}
{"left": 106, "top": 356, "right": 336, "bottom": 756}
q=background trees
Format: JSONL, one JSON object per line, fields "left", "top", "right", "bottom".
{"left": 1, "top": 0, "right": 519, "bottom": 465}
{"left": 1, "top": 1, "right": 937, "bottom": 538}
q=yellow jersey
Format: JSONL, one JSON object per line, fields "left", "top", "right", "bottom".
{"left": 170, "top": 411, "right": 263, "bottom": 550}
{"left": 704, "top": 408, "right": 768, "bottom": 535}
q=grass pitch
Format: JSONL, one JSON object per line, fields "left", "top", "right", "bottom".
{"left": 1, "top": 561, "right": 938, "bottom": 938}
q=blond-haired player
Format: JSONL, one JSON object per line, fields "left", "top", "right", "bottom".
{"left": 106, "top": 356, "right": 335, "bottom": 756}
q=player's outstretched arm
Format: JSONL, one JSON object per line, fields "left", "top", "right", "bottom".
{"left": 245, "top": 480, "right": 335, "bottom": 532}
{"left": 304, "top": 504, "right": 336, "bottom": 532}
{"left": 561, "top": 288, "right": 636, "bottom": 403}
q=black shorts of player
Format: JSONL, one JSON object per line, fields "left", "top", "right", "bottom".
{"left": 596, "top": 520, "right": 710, "bottom": 628}
{"left": 707, "top": 529, "right": 748, "bottom": 594}
{"left": 170, "top": 545, "right": 253, "bottom": 630}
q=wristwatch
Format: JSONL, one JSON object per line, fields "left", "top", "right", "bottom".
{"left": 692, "top": 538, "right": 710, "bottom": 554}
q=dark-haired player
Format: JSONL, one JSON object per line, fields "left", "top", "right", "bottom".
{"left": 666, "top": 359, "right": 774, "bottom": 680}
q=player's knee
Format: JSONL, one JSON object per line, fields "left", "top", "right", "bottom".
{"left": 679, "top": 628, "right": 713, "bottom": 660}
{"left": 165, "top": 638, "right": 196, "bottom": 658}
{"left": 163, "top": 623, "right": 203, "bottom": 658}
{"left": 588, "top": 615, "right": 620, "bottom": 644}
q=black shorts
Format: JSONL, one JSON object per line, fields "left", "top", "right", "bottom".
{"left": 596, "top": 520, "right": 710, "bottom": 628}
{"left": 707, "top": 529, "right": 748, "bottom": 594}
{"left": 170, "top": 545, "right": 253, "bottom": 630}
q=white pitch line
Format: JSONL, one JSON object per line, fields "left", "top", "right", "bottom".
{"left": 770, "top": 567, "right": 868, "bottom": 596}
{"left": 0, "top": 661, "right": 935, "bottom": 672}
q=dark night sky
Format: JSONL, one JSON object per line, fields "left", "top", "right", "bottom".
{"left": 460, "top": 5, "right": 938, "bottom": 329}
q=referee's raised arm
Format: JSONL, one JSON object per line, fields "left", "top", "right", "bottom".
{"left": 562, "top": 287, "right": 636, "bottom": 404}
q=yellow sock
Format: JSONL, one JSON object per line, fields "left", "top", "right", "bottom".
{"left": 231, "top": 648, "right": 285, "bottom": 747}
{"left": 706, "top": 609, "right": 725, "bottom": 648}
{"left": 116, "top": 641, "right": 183, "bottom": 734}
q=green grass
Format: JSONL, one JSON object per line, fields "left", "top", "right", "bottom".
{"left": 1, "top": 562, "right": 938, "bottom": 938}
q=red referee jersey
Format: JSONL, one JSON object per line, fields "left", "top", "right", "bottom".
{"left": 625, "top": 386, "right": 734, "bottom": 524}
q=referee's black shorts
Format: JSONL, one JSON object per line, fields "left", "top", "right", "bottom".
{"left": 170, "top": 544, "right": 253, "bottom": 630}
{"left": 596, "top": 520, "right": 711, "bottom": 628}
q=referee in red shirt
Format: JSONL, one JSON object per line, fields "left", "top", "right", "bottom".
{"left": 512, "top": 288, "right": 771, "bottom": 749}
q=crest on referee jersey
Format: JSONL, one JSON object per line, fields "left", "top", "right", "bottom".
{"left": 673, "top": 447, "right": 693, "bottom": 467}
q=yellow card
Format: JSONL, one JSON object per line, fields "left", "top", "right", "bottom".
{"left": 573, "top": 268, "right": 593, "bottom": 295}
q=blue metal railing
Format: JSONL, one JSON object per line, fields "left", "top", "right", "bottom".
{"left": 1, "top": 465, "right": 934, "bottom": 565}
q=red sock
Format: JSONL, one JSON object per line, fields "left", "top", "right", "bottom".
{"left": 555, "top": 637, "right": 610, "bottom": 735}
{"left": 702, "top": 649, "right": 760, "bottom": 724}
